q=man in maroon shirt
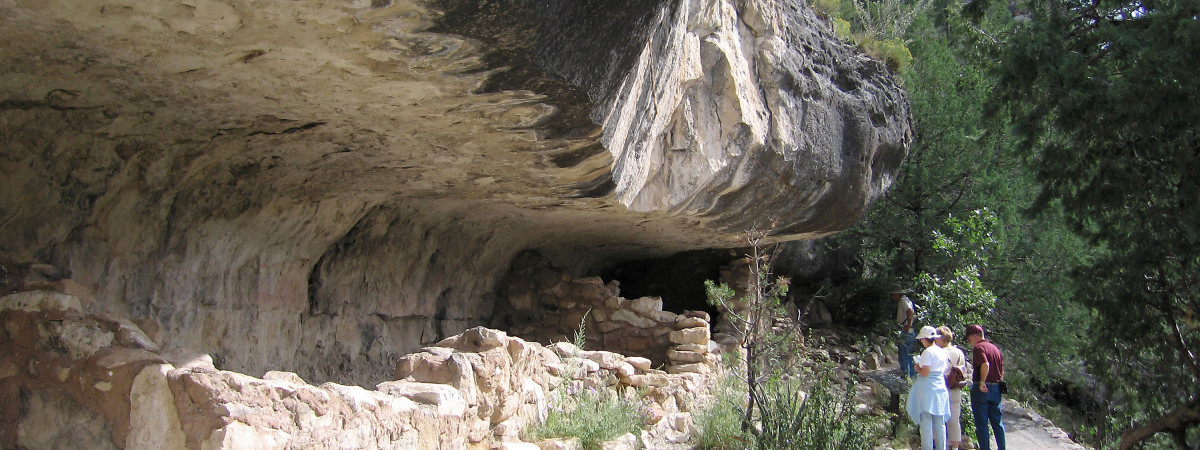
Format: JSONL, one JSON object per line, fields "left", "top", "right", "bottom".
{"left": 966, "top": 324, "right": 1006, "bottom": 450}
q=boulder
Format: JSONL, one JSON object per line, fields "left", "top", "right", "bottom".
{"left": 126, "top": 364, "right": 187, "bottom": 450}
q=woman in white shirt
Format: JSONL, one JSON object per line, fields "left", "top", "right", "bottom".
{"left": 937, "top": 326, "right": 971, "bottom": 449}
{"left": 907, "top": 326, "right": 952, "bottom": 450}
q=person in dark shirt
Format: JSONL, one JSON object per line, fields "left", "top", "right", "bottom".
{"left": 965, "top": 324, "right": 1006, "bottom": 450}
{"left": 893, "top": 285, "right": 917, "bottom": 379}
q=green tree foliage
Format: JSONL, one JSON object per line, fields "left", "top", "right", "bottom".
{"left": 914, "top": 208, "right": 999, "bottom": 333}
{"left": 835, "top": 8, "right": 998, "bottom": 285}
{"left": 830, "top": 1, "right": 1099, "bottom": 441}
{"left": 988, "top": 0, "right": 1200, "bottom": 446}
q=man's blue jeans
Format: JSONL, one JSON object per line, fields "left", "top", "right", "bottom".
{"left": 898, "top": 331, "right": 916, "bottom": 378}
{"left": 970, "top": 384, "right": 1006, "bottom": 450}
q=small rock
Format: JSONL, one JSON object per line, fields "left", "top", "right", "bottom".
{"left": 598, "top": 433, "right": 637, "bottom": 450}
{"left": 537, "top": 437, "right": 581, "bottom": 450}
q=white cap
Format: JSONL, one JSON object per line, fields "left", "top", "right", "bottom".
{"left": 915, "top": 325, "right": 942, "bottom": 340}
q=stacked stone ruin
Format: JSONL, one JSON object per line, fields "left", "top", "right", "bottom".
{"left": 498, "top": 266, "right": 731, "bottom": 373}
{"left": 1, "top": 289, "right": 720, "bottom": 449}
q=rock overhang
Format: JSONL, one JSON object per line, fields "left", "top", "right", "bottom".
{"left": 0, "top": 0, "right": 911, "bottom": 384}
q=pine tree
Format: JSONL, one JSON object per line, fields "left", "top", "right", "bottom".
{"left": 989, "top": 0, "right": 1200, "bottom": 447}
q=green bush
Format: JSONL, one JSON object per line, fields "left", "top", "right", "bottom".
{"left": 810, "top": 0, "right": 843, "bottom": 19}
{"left": 694, "top": 371, "right": 885, "bottom": 449}
{"left": 529, "top": 310, "right": 648, "bottom": 448}
{"left": 694, "top": 375, "right": 755, "bottom": 449}
{"left": 530, "top": 383, "right": 648, "bottom": 449}
{"left": 832, "top": 18, "right": 853, "bottom": 41}
{"left": 756, "top": 377, "right": 880, "bottom": 450}
{"left": 859, "top": 37, "right": 914, "bottom": 72}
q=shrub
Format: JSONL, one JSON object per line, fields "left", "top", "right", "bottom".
{"left": 810, "top": 0, "right": 843, "bottom": 19}
{"left": 694, "top": 375, "right": 755, "bottom": 449}
{"left": 694, "top": 366, "right": 886, "bottom": 449}
{"left": 531, "top": 384, "right": 648, "bottom": 449}
{"left": 860, "top": 37, "right": 914, "bottom": 72}
{"left": 755, "top": 376, "right": 881, "bottom": 450}
{"left": 529, "top": 310, "right": 648, "bottom": 448}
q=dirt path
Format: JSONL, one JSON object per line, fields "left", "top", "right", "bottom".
{"left": 866, "top": 367, "right": 1090, "bottom": 449}
{"left": 994, "top": 399, "right": 1090, "bottom": 450}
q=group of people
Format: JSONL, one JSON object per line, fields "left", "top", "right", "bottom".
{"left": 893, "top": 287, "right": 1007, "bottom": 450}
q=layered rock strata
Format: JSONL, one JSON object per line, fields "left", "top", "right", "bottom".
{"left": 0, "top": 0, "right": 910, "bottom": 386}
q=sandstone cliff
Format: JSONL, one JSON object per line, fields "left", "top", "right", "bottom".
{"left": 0, "top": 0, "right": 911, "bottom": 389}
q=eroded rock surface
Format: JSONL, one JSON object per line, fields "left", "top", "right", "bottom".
{"left": 0, "top": 0, "right": 910, "bottom": 386}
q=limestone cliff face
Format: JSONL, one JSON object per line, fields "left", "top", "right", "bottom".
{"left": 553, "top": 0, "right": 910, "bottom": 234}
{"left": 0, "top": 0, "right": 910, "bottom": 386}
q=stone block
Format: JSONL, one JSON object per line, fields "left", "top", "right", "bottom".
{"left": 581, "top": 350, "right": 625, "bottom": 370}
{"left": 96, "top": 348, "right": 166, "bottom": 369}
{"left": 115, "top": 319, "right": 160, "bottom": 351}
{"left": 201, "top": 422, "right": 289, "bottom": 450}
{"left": 262, "top": 372, "right": 304, "bottom": 386}
{"left": 596, "top": 321, "right": 623, "bottom": 333}
{"left": 651, "top": 310, "right": 678, "bottom": 323}
{"left": 43, "top": 319, "right": 113, "bottom": 360}
{"left": 629, "top": 297, "right": 662, "bottom": 315}
{"left": 550, "top": 341, "right": 580, "bottom": 358}
{"left": 623, "top": 357, "right": 652, "bottom": 371}
{"left": 668, "top": 327, "right": 709, "bottom": 345}
{"left": 674, "top": 316, "right": 707, "bottom": 329}
{"left": 650, "top": 412, "right": 696, "bottom": 444}
{"left": 456, "top": 327, "right": 508, "bottom": 352}
{"left": 622, "top": 374, "right": 669, "bottom": 387}
{"left": 863, "top": 352, "right": 881, "bottom": 370}
{"left": 673, "top": 343, "right": 707, "bottom": 353}
{"left": 666, "top": 363, "right": 711, "bottom": 375}
{"left": 616, "top": 362, "right": 636, "bottom": 378}
{"left": 681, "top": 310, "right": 711, "bottom": 322}
{"left": 666, "top": 350, "right": 706, "bottom": 364}
{"left": 577, "top": 359, "right": 600, "bottom": 374}
{"left": 604, "top": 297, "right": 625, "bottom": 310}
{"left": 611, "top": 309, "right": 656, "bottom": 328}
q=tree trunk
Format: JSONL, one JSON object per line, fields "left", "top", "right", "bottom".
{"left": 1118, "top": 396, "right": 1200, "bottom": 450}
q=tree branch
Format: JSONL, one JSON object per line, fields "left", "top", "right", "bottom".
{"left": 1118, "top": 396, "right": 1200, "bottom": 450}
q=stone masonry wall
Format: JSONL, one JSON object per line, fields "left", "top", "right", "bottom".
{"left": 2, "top": 289, "right": 720, "bottom": 449}
{"left": 496, "top": 265, "right": 724, "bottom": 374}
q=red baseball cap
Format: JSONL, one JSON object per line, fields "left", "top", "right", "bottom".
{"left": 965, "top": 324, "right": 985, "bottom": 337}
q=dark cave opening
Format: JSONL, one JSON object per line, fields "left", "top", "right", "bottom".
{"left": 600, "top": 248, "right": 738, "bottom": 319}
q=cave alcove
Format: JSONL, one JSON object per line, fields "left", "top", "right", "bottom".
{"left": 600, "top": 249, "right": 738, "bottom": 318}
